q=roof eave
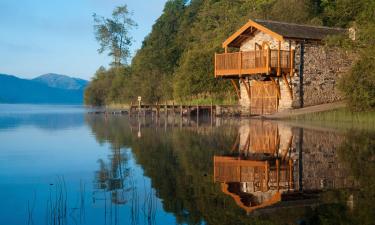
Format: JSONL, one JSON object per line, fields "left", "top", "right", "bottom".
{"left": 222, "top": 19, "right": 284, "bottom": 49}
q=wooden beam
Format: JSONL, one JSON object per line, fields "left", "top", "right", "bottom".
{"left": 215, "top": 67, "right": 269, "bottom": 76}
{"left": 282, "top": 74, "right": 293, "bottom": 99}
{"left": 282, "top": 135, "right": 294, "bottom": 160}
{"left": 239, "top": 77, "right": 251, "bottom": 100}
{"left": 230, "top": 79, "right": 241, "bottom": 99}
{"left": 289, "top": 158, "right": 293, "bottom": 189}
{"left": 231, "top": 132, "right": 240, "bottom": 152}
{"left": 270, "top": 77, "right": 281, "bottom": 98}
{"left": 242, "top": 133, "right": 251, "bottom": 152}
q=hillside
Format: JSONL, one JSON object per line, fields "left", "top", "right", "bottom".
{"left": 33, "top": 73, "right": 88, "bottom": 90}
{"left": 0, "top": 74, "right": 88, "bottom": 104}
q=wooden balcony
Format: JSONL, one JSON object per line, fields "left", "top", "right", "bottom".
{"left": 214, "top": 49, "right": 294, "bottom": 77}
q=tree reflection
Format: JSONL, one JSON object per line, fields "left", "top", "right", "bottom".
{"left": 94, "top": 148, "right": 131, "bottom": 205}
{"left": 85, "top": 115, "right": 375, "bottom": 225}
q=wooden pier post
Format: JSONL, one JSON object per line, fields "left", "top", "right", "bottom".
{"left": 180, "top": 105, "right": 183, "bottom": 117}
{"left": 210, "top": 101, "right": 213, "bottom": 118}
{"left": 130, "top": 101, "right": 133, "bottom": 116}
{"left": 165, "top": 102, "right": 168, "bottom": 117}
{"left": 196, "top": 104, "right": 199, "bottom": 126}
{"left": 197, "top": 104, "right": 199, "bottom": 118}
{"left": 156, "top": 102, "right": 160, "bottom": 118}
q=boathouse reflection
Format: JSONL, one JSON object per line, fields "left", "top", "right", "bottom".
{"left": 214, "top": 120, "right": 355, "bottom": 213}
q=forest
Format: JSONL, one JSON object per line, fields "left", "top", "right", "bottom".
{"left": 84, "top": 0, "right": 375, "bottom": 111}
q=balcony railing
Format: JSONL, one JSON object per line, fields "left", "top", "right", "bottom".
{"left": 214, "top": 49, "right": 294, "bottom": 77}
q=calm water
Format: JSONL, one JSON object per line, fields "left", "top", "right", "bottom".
{"left": 0, "top": 104, "right": 374, "bottom": 225}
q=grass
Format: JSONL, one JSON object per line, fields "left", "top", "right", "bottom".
{"left": 288, "top": 107, "right": 375, "bottom": 131}
{"left": 177, "top": 96, "right": 237, "bottom": 105}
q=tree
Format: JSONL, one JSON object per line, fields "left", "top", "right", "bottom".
{"left": 93, "top": 5, "right": 136, "bottom": 66}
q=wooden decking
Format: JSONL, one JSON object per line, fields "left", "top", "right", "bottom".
{"left": 214, "top": 49, "right": 294, "bottom": 78}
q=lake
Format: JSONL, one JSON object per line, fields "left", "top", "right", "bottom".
{"left": 0, "top": 104, "right": 374, "bottom": 225}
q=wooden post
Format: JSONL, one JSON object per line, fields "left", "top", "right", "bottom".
{"left": 180, "top": 105, "right": 183, "bottom": 117}
{"left": 138, "top": 99, "right": 141, "bottom": 115}
{"left": 282, "top": 74, "right": 293, "bottom": 99}
{"left": 276, "top": 159, "right": 280, "bottom": 191}
{"left": 289, "top": 158, "right": 293, "bottom": 189}
{"left": 266, "top": 48, "right": 271, "bottom": 75}
{"left": 254, "top": 44, "right": 257, "bottom": 68}
{"left": 165, "top": 102, "right": 168, "bottom": 117}
{"left": 277, "top": 40, "right": 281, "bottom": 76}
{"left": 239, "top": 51, "right": 242, "bottom": 76}
{"left": 172, "top": 102, "right": 175, "bottom": 115}
{"left": 230, "top": 79, "right": 241, "bottom": 99}
{"left": 156, "top": 102, "right": 160, "bottom": 117}
{"left": 265, "top": 161, "right": 269, "bottom": 191}
{"left": 214, "top": 53, "right": 217, "bottom": 78}
{"left": 196, "top": 104, "right": 199, "bottom": 127}
{"left": 196, "top": 104, "right": 199, "bottom": 118}
{"left": 288, "top": 40, "right": 292, "bottom": 68}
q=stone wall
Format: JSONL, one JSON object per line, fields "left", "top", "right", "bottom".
{"left": 239, "top": 78, "right": 251, "bottom": 116}
{"left": 291, "top": 43, "right": 354, "bottom": 108}
{"left": 240, "top": 31, "right": 292, "bottom": 51}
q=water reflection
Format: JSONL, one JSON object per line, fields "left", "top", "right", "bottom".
{"left": 85, "top": 115, "right": 370, "bottom": 225}
{"left": 0, "top": 104, "right": 86, "bottom": 131}
{"left": 214, "top": 120, "right": 356, "bottom": 214}
{"left": 1, "top": 105, "right": 374, "bottom": 225}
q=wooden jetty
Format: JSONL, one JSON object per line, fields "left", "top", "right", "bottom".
{"left": 129, "top": 103, "right": 240, "bottom": 117}
{"left": 88, "top": 103, "right": 240, "bottom": 117}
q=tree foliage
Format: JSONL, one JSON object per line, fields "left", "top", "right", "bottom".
{"left": 93, "top": 5, "right": 136, "bottom": 66}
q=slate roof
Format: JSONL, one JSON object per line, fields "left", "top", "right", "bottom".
{"left": 223, "top": 19, "right": 347, "bottom": 48}
{"left": 254, "top": 19, "right": 347, "bottom": 40}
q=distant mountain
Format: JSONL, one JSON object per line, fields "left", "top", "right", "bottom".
{"left": 33, "top": 73, "right": 88, "bottom": 90}
{"left": 0, "top": 73, "right": 89, "bottom": 104}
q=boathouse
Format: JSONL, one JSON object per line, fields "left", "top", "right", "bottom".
{"left": 214, "top": 19, "right": 354, "bottom": 115}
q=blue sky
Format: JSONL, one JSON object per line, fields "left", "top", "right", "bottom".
{"left": 0, "top": 0, "right": 167, "bottom": 80}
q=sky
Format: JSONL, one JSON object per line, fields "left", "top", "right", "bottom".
{"left": 0, "top": 0, "right": 168, "bottom": 80}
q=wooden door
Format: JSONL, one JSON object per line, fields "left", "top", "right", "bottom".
{"left": 250, "top": 81, "right": 278, "bottom": 115}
